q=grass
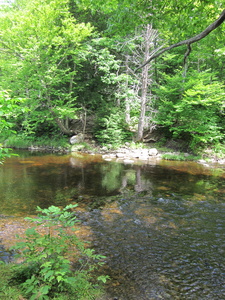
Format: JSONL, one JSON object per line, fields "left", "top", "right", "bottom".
{"left": 2, "top": 134, "right": 70, "bottom": 151}
{"left": 161, "top": 153, "right": 200, "bottom": 161}
{"left": 0, "top": 262, "right": 23, "bottom": 299}
{"left": 2, "top": 134, "right": 97, "bottom": 153}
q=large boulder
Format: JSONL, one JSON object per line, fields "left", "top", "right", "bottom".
{"left": 70, "top": 133, "right": 84, "bottom": 144}
{"left": 148, "top": 148, "right": 158, "bottom": 156}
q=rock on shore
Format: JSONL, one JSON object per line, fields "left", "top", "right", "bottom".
{"left": 101, "top": 147, "right": 160, "bottom": 164}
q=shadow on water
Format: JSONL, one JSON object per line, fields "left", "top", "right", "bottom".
{"left": 1, "top": 151, "right": 225, "bottom": 299}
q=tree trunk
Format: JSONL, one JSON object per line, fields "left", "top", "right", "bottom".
{"left": 46, "top": 96, "right": 74, "bottom": 135}
{"left": 125, "top": 56, "right": 131, "bottom": 125}
{"left": 136, "top": 24, "right": 152, "bottom": 141}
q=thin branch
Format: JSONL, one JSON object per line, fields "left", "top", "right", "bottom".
{"left": 183, "top": 43, "right": 192, "bottom": 66}
{"left": 136, "top": 9, "right": 225, "bottom": 70}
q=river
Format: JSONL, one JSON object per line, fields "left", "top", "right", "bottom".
{"left": 1, "top": 150, "right": 225, "bottom": 299}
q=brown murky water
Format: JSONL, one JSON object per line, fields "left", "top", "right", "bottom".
{"left": 1, "top": 150, "right": 225, "bottom": 299}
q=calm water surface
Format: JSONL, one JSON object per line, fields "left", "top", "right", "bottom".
{"left": 1, "top": 150, "right": 225, "bottom": 299}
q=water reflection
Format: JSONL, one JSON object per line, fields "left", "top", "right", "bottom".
{"left": 1, "top": 151, "right": 225, "bottom": 215}
{"left": 0, "top": 151, "right": 159, "bottom": 215}
{"left": 1, "top": 151, "right": 225, "bottom": 298}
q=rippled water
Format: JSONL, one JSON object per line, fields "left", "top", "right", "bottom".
{"left": 77, "top": 191, "right": 225, "bottom": 299}
{"left": 1, "top": 151, "right": 225, "bottom": 299}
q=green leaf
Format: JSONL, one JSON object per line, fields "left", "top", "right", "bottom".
{"left": 57, "top": 275, "right": 63, "bottom": 282}
{"left": 97, "top": 275, "right": 110, "bottom": 283}
{"left": 40, "top": 285, "right": 51, "bottom": 295}
{"left": 43, "top": 270, "right": 54, "bottom": 280}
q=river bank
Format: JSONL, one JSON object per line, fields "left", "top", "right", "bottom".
{"left": 27, "top": 141, "right": 225, "bottom": 167}
{"left": 4, "top": 132, "right": 225, "bottom": 166}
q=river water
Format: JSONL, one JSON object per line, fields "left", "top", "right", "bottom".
{"left": 1, "top": 150, "right": 225, "bottom": 299}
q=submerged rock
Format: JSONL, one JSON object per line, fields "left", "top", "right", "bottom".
{"left": 0, "top": 245, "right": 14, "bottom": 263}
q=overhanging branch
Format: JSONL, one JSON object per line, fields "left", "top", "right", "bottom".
{"left": 136, "top": 9, "right": 225, "bottom": 70}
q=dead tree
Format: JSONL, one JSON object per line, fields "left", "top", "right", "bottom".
{"left": 136, "top": 9, "right": 225, "bottom": 70}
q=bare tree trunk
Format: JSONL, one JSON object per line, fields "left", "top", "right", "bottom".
{"left": 125, "top": 56, "right": 131, "bottom": 125}
{"left": 136, "top": 63, "right": 149, "bottom": 141}
{"left": 136, "top": 24, "right": 152, "bottom": 141}
{"left": 118, "top": 24, "right": 160, "bottom": 139}
{"left": 82, "top": 106, "right": 87, "bottom": 136}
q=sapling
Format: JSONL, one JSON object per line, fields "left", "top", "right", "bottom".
{"left": 12, "top": 204, "right": 109, "bottom": 300}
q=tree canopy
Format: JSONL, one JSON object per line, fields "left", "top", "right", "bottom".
{"left": 0, "top": 0, "right": 224, "bottom": 153}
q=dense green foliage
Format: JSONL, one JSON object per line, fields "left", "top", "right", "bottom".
{"left": 0, "top": 90, "right": 22, "bottom": 162}
{"left": 0, "top": 0, "right": 224, "bottom": 153}
{"left": 155, "top": 70, "right": 225, "bottom": 150}
{"left": 11, "top": 205, "right": 108, "bottom": 299}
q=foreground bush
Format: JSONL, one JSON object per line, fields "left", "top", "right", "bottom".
{"left": 11, "top": 204, "right": 109, "bottom": 299}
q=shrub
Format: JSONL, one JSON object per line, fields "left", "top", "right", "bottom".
{"left": 12, "top": 204, "right": 109, "bottom": 299}
{"left": 95, "top": 108, "right": 133, "bottom": 146}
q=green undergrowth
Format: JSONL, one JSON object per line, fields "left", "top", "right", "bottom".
{"left": 0, "top": 204, "right": 109, "bottom": 300}
{"left": 0, "top": 262, "right": 23, "bottom": 299}
{"left": 2, "top": 134, "right": 70, "bottom": 151}
{"left": 161, "top": 153, "right": 200, "bottom": 161}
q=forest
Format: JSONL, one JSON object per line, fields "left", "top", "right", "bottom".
{"left": 1, "top": 2, "right": 225, "bottom": 299}
{"left": 0, "top": 0, "right": 225, "bottom": 156}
